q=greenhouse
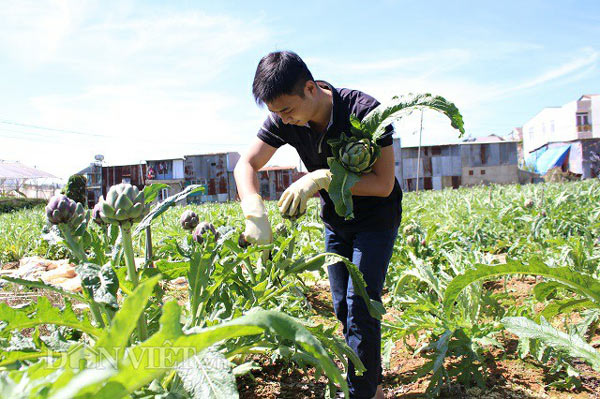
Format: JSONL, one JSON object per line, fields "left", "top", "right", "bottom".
{"left": 0, "top": 160, "right": 63, "bottom": 199}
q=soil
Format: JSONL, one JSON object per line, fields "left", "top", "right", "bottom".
{"left": 236, "top": 277, "right": 600, "bottom": 399}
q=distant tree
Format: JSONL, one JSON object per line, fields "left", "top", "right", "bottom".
{"left": 65, "top": 174, "right": 88, "bottom": 206}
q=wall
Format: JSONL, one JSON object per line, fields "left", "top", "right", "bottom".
{"left": 461, "top": 164, "right": 519, "bottom": 186}
{"left": 399, "top": 143, "right": 461, "bottom": 191}
{"left": 102, "top": 164, "right": 146, "bottom": 197}
{"left": 460, "top": 142, "right": 519, "bottom": 186}
{"left": 521, "top": 98, "right": 597, "bottom": 155}
{"left": 258, "top": 169, "right": 299, "bottom": 200}
{"left": 147, "top": 159, "right": 185, "bottom": 180}
{"left": 184, "top": 153, "right": 239, "bottom": 202}
{"left": 173, "top": 159, "right": 185, "bottom": 179}
{"left": 581, "top": 139, "right": 600, "bottom": 178}
{"left": 591, "top": 96, "right": 600, "bottom": 138}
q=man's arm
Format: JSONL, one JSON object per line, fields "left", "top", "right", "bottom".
{"left": 234, "top": 137, "right": 277, "bottom": 246}
{"left": 349, "top": 145, "right": 396, "bottom": 197}
{"left": 234, "top": 138, "right": 278, "bottom": 199}
{"left": 277, "top": 144, "right": 395, "bottom": 218}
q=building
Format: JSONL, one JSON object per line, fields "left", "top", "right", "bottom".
{"left": 394, "top": 137, "right": 520, "bottom": 191}
{"left": 505, "top": 127, "right": 524, "bottom": 166}
{"left": 258, "top": 166, "right": 305, "bottom": 200}
{"left": 461, "top": 141, "right": 519, "bottom": 186}
{"left": 523, "top": 94, "right": 599, "bottom": 155}
{"left": 395, "top": 139, "right": 462, "bottom": 191}
{"left": 102, "top": 163, "right": 147, "bottom": 198}
{"left": 76, "top": 155, "right": 104, "bottom": 207}
{"left": 145, "top": 158, "right": 186, "bottom": 203}
{"left": 184, "top": 152, "right": 240, "bottom": 203}
{"left": 522, "top": 94, "right": 600, "bottom": 178}
{"left": 527, "top": 139, "right": 600, "bottom": 178}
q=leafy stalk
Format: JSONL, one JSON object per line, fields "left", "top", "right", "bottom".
{"left": 120, "top": 225, "right": 148, "bottom": 341}
{"left": 57, "top": 224, "right": 87, "bottom": 262}
{"left": 326, "top": 92, "right": 464, "bottom": 219}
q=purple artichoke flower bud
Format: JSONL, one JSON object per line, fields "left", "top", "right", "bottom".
{"left": 238, "top": 233, "right": 250, "bottom": 248}
{"left": 274, "top": 223, "right": 289, "bottom": 236}
{"left": 180, "top": 210, "right": 199, "bottom": 231}
{"left": 192, "top": 222, "right": 218, "bottom": 244}
{"left": 45, "top": 195, "right": 77, "bottom": 225}
{"left": 92, "top": 202, "right": 105, "bottom": 225}
{"left": 406, "top": 235, "right": 417, "bottom": 246}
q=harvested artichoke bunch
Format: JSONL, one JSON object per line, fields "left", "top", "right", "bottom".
{"left": 327, "top": 93, "right": 466, "bottom": 220}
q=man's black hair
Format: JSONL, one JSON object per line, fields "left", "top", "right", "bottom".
{"left": 252, "top": 51, "right": 314, "bottom": 106}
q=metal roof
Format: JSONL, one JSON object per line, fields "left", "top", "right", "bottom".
{"left": 0, "top": 161, "right": 57, "bottom": 179}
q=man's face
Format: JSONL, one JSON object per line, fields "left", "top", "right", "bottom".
{"left": 266, "top": 83, "right": 316, "bottom": 126}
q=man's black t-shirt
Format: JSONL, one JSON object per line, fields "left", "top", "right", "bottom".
{"left": 257, "top": 81, "right": 402, "bottom": 233}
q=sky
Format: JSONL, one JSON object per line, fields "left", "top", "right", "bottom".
{"left": 1, "top": 0, "right": 599, "bottom": 180}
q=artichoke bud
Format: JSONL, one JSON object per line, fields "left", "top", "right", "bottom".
{"left": 92, "top": 202, "right": 105, "bottom": 225}
{"left": 339, "top": 137, "right": 376, "bottom": 174}
{"left": 67, "top": 202, "right": 88, "bottom": 236}
{"left": 45, "top": 194, "right": 77, "bottom": 225}
{"left": 100, "top": 183, "right": 146, "bottom": 227}
{"left": 192, "top": 222, "right": 218, "bottom": 244}
{"left": 406, "top": 235, "right": 418, "bottom": 246}
{"left": 180, "top": 210, "right": 199, "bottom": 231}
{"left": 274, "top": 223, "right": 289, "bottom": 236}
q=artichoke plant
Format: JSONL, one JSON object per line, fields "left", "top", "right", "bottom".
{"left": 98, "top": 183, "right": 148, "bottom": 339}
{"left": 327, "top": 93, "right": 465, "bottom": 220}
{"left": 91, "top": 202, "right": 105, "bottom": 225}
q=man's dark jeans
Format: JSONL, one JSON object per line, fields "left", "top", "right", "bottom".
{"left": 325, "top": 226, "right": 398, "bottom": 399}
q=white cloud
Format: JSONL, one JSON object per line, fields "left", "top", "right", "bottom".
{"left": 483, "top": 47, "right": 599, "bottom": 101}
{"left": 0, "top": 1, "right": 272, "bottom": 179}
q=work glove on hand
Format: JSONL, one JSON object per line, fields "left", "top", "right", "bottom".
{"left": 278, "top": 169, "right": 332, "bottom": 218}
{"left": 241, "top": 193, "right": 273, "bottom": 245}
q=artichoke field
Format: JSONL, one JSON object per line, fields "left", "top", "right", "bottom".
{"left": 0, "top": 182, "right": 381, "bottom": 399}
{"left": 1, "top": 180, "right": 600, "bottom": 397}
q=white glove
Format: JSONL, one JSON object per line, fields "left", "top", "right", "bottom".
{"left": 278, "top": 169, "right": 332, "bottom": 218}
{"left": 240, "top": 194, "right": 272, "bottom": 245}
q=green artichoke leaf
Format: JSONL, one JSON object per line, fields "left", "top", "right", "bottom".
{"left": 133, "top": 184, "right": 205, "bottom": 237}
{"left": 106, "top": 188, "right": 119, "bottom": 206}
{"left": 114, "top": 193, "right": 134, "bottom": 213}
{"left": 327, "top": 132, "right": 349, "bottom": 157}
{"left": 362, "top": 93, "right": 465, "bottom": 141}
{"left": 142, "top": 183, "right": 169, "bottom": 204}
{"left": 327, "top": 158, "right": 360, "bottom": 220}
{"left": 349, "top": 114, "right": 368, "bottom": 138}
{"left": 77, "top": 263, "right": 120, "bottom": 310}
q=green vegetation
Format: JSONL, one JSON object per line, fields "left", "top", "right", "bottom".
{"left": 63, "top": 174, "right": 87, "bottom": 205}
{"left": 0, "top": 179, "right": 599, "bottom": 398}
{"left": 0, "top": 197, "right": 46, "bottom": 214}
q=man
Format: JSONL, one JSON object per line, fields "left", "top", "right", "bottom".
{"left": 234, "top": 51, "right": 402, "bottom": 399}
